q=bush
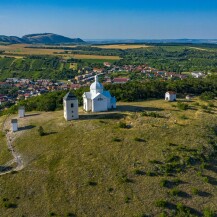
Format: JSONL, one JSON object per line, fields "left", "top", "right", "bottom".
{"left": 112, "top": 137, "right": 122, "bottom": 142}
{"left": 38, "top": 126, "right": 45, "bottom": 136}
{"left": 200, "top": 91, "right": 216, "bottom": 101}
{"left": 201, "top": 105, "right": 208, "bottom": 110}
{"left": 4, "top": 202, "right": 17, "bottom": 209}
{"left": 160, "top": 179, "right": 168, "bottom": 187}
{"left": 191, "top": 188, "right": 199, "bottom": 195}
{"left": 88, "top": 181, "right": 97, "bottom": 186}
{"left": 180, "top": 115, "right": 188, "bottom": 120}
{"left": 208, "top": 102, "right": 214, "bottom": 107}
{"left": 155, "top": 200, "right": 168, "bottom": 208}
{"left": 133, "top": 169, "right": 145, "bottom": 175}
{"left": 118, "top": 122, "right": 128, "bottom": 129}
{"left": 169, "top": 188, "right": 181, "bottom": 196}
{"left": 203, "top": 208, "right": 215, "bottom": 217}
{"left": 203, "top": 177, "right": 209, "bottom": 183}
{"left": 177, "top": 102, "right": 188, "bottom": 110}
{"left": 134, "top": 137, "right": 144, "bottom": 142}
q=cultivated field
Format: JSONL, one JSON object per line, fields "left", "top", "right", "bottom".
{"left": 0, "top": 44, "right": 120, "bottom": 60}
{"left": 94, "top": 44, "right": 152, "bottom": 50}
{"left": 0, "top": 99, "right": 217, "bottom": 216}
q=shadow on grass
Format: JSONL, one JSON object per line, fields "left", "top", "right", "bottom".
{"left": 205, "top": 163, "right": 217, "bottom": 173}
{"left": 18, "top": 125, "right": 36, "bottom": 131}
{"left": 25, "top": 113, "right": 40, "bottom": 117}
{"left": 206, "top": 175, "right": 217, "bottom": 185}
{"left": 198, "top": 191, "right": 212, "bottom": 197}
{"left": 0, "top": 166, "right": 13, "bottom": 172}
{"left": 178, "top": 191, "right": 192, "bottom": 199}
{"left": 43, "top": 132, "right": 58, "bottom": 136}
{"left": 164, "top": 180, "right": 187, "bottom": 189}
{"left": 166, "top": 202, "right": 202, "bottom": 216}
{"left": 80, "top": 113, "right": 126, "bottom": 120}
{"left": 116, "top": 105, "right": 164, "bottom": 112}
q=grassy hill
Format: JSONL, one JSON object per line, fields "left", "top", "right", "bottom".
{"left": 0, "top": 99, "right": 217, "bottom": 217}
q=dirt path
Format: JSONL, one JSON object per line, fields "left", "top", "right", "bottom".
{"left": 0, "top": 115, "right": 24, "bottom": 176}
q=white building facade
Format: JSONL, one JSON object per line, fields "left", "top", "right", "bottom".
{"left": 18, "top": 106, "right": 25, "bottom": 118}
{"left": 63, "top": 92, "right": 79, "bottom": 121}
{"left": 83, "top": 75, "right": 116, "bottom": 112}
{"left": 11, "top": 119, "right": 18, "bottom": 132}
{"left": 165, "top": 91, "right": 177, "bottom": 101}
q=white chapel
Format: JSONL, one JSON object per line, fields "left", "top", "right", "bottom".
{"left": 83, "top": 75, "right": 116, "bottom": 112}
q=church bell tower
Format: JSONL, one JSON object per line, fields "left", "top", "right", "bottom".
{"left": 63, "top": 92, "right": 79, "bottom": 121}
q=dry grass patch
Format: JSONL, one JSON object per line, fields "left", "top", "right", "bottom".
{"left": 94, "top": 44, "right": 153, "bottom": 50}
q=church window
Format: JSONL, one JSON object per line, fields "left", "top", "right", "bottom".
{"left": 71, "top": 103, "right": 74, "bottom": 108}
{"left": 98, "top": 98, "right": 103, "bottom": 101}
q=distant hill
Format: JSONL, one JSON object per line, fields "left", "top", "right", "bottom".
{"left": 0, "top": 35, "right": 24, "bottom": 43}
{"left": 87, "top": 39, "right": 217, "bottom": 44}
{"left": 0, "top": 33, "right": 85, "bottom": 44}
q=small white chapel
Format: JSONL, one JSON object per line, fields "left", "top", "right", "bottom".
{"left": 83, "top": 75, "right": 116, "bottom": 112}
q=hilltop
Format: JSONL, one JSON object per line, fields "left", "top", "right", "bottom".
{"left": 0, "top": 99, "right": 217, "bottom": 216}
{"left": 0, "top": 33, "right": 85, "bottom": 44}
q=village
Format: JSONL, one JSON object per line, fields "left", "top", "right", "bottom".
{"left": 0, "top": 62, "right": 206, "bottom": 110}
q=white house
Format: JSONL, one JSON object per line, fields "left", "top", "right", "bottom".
{"left": 18, "top": 106, "right": 25, "bottom": 118}
{"left": 63, "top": 92, "right": 79, "bottom": 121}
{"left": 11, "top": 119, "right": 18, "bottom": 132}
{"left": 165, "top": 91, "right": 177, "bottom": 101}
{"left": 83, "top": 75, "right": 116, "bottom": 112}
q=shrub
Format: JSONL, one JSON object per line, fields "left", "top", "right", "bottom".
{"left": 160, "top": 179, "right": 168, "bottom": 187}
{"left": 146, "top": 171, "right": 156, "bottom": 176}
{"left": 88, "top": 181, "right": 97, "bottom": 186}
{"left": 208, "top": 102, "right": 214, "bottom": 107}
{"left": 201, "top": 105, "right": 208, "bottom": 110}
{"left": 200, "top": 92, "right": 216, "bottom": 101}
{"left": 203, "top": 177, "right": 209, "bottom": 183}
{"left": 180, "top": 115, "right": 188, "bottom": 120}
{"left": 133, "top": 169, "right": 145, "bottom": 175}
{"left": 177, "top": 102, "right": 188, "bottom": 110}
{"left": 134, "top": 137, "right": 144, "bottom": 142}
{"left": 4, "top": 202, "right": 17, "bottom": 209}
{"left": 176, "top": 202, "right": 186, "bottom": 212}
{"left": 203, "top": 208, "right": 215, "bottom": 217}
{"left": 125, "top": 196, "right": 131, "bottom": 203}
{"left": 66, "top": 213, "right": 76, "bottom": 217}
{"left": 169, "top": 188, "right": 181, "bottom": 196}
{"left": 118, "top": 122, "right": 128, "bottom": 129}
{"left": 112, "top": 137, "right": 122, "bottom": 142}
{"left": 38, "top": 126, "right": 45, "bottom": 136}
{"left": 191, "top": 188, "right": 199, "bottom": 195}
{"left": 155, "top": 200, "right": 168, "bottom": 208}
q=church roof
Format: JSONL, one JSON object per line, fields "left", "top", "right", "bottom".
{"left": 90, "top": 75, "right": 103, "bottom": 92}
{"left": 102, "top": 90, "right": 111, "bottom": 98}
{"left": 63, "top": 92, "right": 77, "bottom": 101}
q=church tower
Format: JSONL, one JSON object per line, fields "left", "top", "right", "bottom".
{"left": 63, "top": 92, "right": 79, "bottom": 121}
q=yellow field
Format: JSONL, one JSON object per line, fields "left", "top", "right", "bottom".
{"left": 66, "top": 54, "right": 120, "bottom": 60}
{"left": 189, "top": 47, "right": 207, "bottom": 51}
{"left": 94, "top": 44, "right": 153, "bottom": 50}
{"left": 0, "top": 44, "right": 120, "bottom": 60}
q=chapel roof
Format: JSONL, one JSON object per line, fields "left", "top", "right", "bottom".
{"left": 63, "top": 92, "right": 77, "bottom": 101}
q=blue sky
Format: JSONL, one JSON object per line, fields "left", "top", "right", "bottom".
{"left": 0, "top": 0, "right": 217, "bottom": 39}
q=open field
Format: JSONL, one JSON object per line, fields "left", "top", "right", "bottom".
{"left": 0, "top": 44, "right": 120, "bottom": 60}
{"left": 94, "top": 44, "right": 153, "bottom": 50}
{"left": 0, "top": 99, "right": 217, "bottom": 216}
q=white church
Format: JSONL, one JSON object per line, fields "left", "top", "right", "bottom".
{"left": 83, "top": 75, "right": 116, "bottom": 112}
